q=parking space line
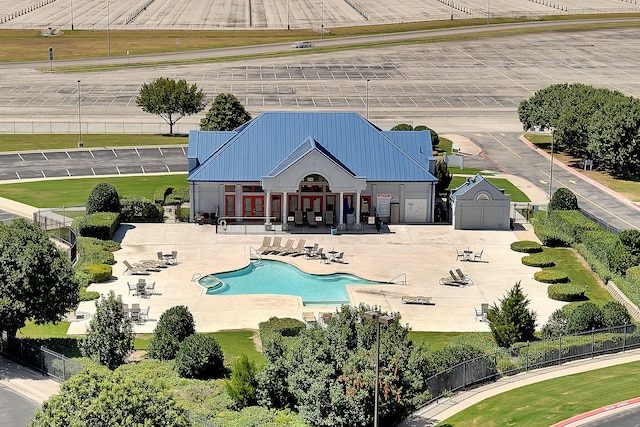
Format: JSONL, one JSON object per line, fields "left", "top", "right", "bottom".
{"left": 18, "top": 153, "right": 24, "bottom": 162}
{"left": 89, "top": 150, "right": 95, "bottom": 159}
{"left": 41, "top": 152, "right": 48, "bottom": 160}
{"left": 112, "top": 149, "right": 117, "bottom": 157}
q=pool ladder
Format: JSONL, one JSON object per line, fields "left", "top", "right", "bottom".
{"left": 389, "top": 272, "right": 407, "bottom": 285}
{"left": 191, "top": 273, "right": 201, "bottom": 282}
{"left": 249, "top": 246, "right": 262, "bottom": 260}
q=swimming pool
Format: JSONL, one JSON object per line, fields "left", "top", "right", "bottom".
{"left": 198, "top": 259, "right": 385, "bottom": 305}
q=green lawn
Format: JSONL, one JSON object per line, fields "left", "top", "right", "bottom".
{"left": 18, "top": 320, "right": 71, "bottom": 337}
{"left": 438, "top": 361, "right": 640, "bottom": 426}
{"left": 409, "top": 331, "right": 468, "bottom": 351}
{"left": 0, "top": 134, "right": 187, "bottom": 152}
{"left": 0, "top": 174, "right": 188, "bottom": 207}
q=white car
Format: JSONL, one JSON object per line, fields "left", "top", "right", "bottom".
{"left": 291, "top": 41, "right": 313, "bottom": 48}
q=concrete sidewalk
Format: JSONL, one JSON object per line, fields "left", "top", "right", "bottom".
{"left": 0, "top": 357, "right": 61, "bottom": 403}
{"left": 399, "top": 348, "right": 640, "bottom": 426}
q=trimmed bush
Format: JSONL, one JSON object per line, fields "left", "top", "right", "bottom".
{"left": 258, "top": 317, "right": 305, "bottom": 343}
{"left": 547, "top": 283, "right": 587, "bottom": 301}
{"left": 534, "top": 270, "right": 569, "bottom": 284}
{"left": 175, "top": 206, "right": 190, "bottom": 222}
{"left": 601, "top": 301, "right": 631, "bottom": 327}
{"left": 541, "top": 307, "right": 569, "bottom": 338}
{"left": 566, "top": 302, "right": 604, "bottom": 334}
{"left": 521, "top": 254, "right": 555, "bottom": 268}
{"left": 610, "top": 243, "right": 640, "bottom": 275}
{"left": 148, "top": 305, "right": 196, "bottom": 360}
{"left": 82, "top": 264, "right": 113, "bottom": 283}
{"left": 120, "top": 197, "right": 163, "bottom": 223}
{"left": 549, "top": 187, "right": 578, "bottom": 211}
{"left": 531, "top": 216, "right": 567, "bottom": 247}
{"left": 75, "top": 212, "right": 121, "bottom": 240}
{"left": 581, "top": 229, "right": 621, "bottom": 270}
{"left": 153, "top": 186, "right": 173, "bottom": 204}
{"left": 547, "top": 210, "right": 601, "bottom": 245}
{"left": 620, "top": 229, "right": 640, "bottom": 255}
{"left": 164, "top": 187, "right": 189, "bottom": 205}
{"left": 76, "top": 237, "right": 116, "bottom": 266}
{"left": 86, "top": 182, "right": 121, "bottom": 214}
{"left": 627, "top": 266, "right": 640, "bottom": 283}
{"left": 175, "top": 334, "right": 225, "bottom": 379}
{"left": 510, "top": 240, "right": 542, "bottom": 253}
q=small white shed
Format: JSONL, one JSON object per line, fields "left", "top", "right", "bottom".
{"left": 450, "top": 174, "right": 511, "bottom": 230}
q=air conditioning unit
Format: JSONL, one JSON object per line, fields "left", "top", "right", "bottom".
{"left": 265, "top": 224, "right": 273, "bottom": 231}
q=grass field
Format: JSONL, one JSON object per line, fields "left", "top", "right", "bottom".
{"left": 0, "top": 134, "right": 188, "bottom": 152}
{"left": 438, "top": 360, "right": 640, "bottom": 426}
{"left": 0, "top": 174, "right": 188, "bottom": 207}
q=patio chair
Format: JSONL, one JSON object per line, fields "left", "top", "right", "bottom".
{"left": 307, "top": 211, "right": 317, "bottom": 227}
{"left": 140, "top": 306, "right": 150, "bottom": 322}
{"left": 481, "top": 303, "right": 491, "bottom": 316}
{"left": 303, "top": 243, "right": 319, "bottom": 259}
{"left": 263, "top": 236, "right": 282, "bottom": 254}
{"left": 456, "top": 249, "right": 464, "bottom": 260}
{"left": 127, "top": 282, "right": 137, "bottom": 295}
{"left": 319, "top": 250, "right": 330, "bottom": 264}
{"left": 137, "top": 281, "right": 148, "bottom": 297}
{"left": 333, "top": 252, "right": 345, "bottom": 263}
{"left": 123, "top": 260, "right": 151, "bottom": 275}
{"left": 473, "top": 249, "right": 484, "bottom": 262}
{"left": 169, "top": 250, "right": 178, "bottom": 265}
{"left": 256, "top": 236, "right": 272, "bottom": 254}
{"left": 474, "top": 306, "right": 484, "bottom": 321}
{"left": 294, "top": 210, "right": 304, "bottom": 226}
{"left": 282, "top": 239, "right": 305, "bottom": 256}
{"left": 325, "top": 210, "right": 334, "bottom": 226}
{"left": 271, "top": 239, "right": 294, "bottom": 255}
{"left": 402, "top": 296, "right": 434, "bottom": 305}
{"left": 145, "top": 281, "right": 156, "bottom": 296}
{"left": 130, "top": 304, "right": 141, "bottom": 323}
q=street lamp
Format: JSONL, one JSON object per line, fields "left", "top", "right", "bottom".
{"left": 77, "top": 80, "right": 83, "bottom": 147}
{"left": 366, "top": 79, "right": 370, "bottom": 120}
{"left": 548, "top": 128, "right": 555, "bottom": 200}
{"left": 487, "top": 0, "right": 490, "bottom": 25}
{"left": 70, "top": 0, "right": 74, "bottom": 30}
{"left": 364, "top": 311, "right": 394, "bottom": 427}
{"left": 107, "top": 0, "right": 111, "bottom": 56}
{"left": 321, "top": 0, "right": 324, "bottom": 39}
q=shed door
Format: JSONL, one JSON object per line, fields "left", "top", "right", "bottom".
{"left": 404, "top": 199, "right": 427, "bottom": 223}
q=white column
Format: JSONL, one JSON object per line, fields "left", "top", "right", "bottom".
{"left": 355, "top": 190, "right": 361, "bottom": 225}
{"left": 282, "top": 191, "right": 288, "bottom": 227}
{"left": 265, "top": 191, "right": 271, "bottom": 225}
{"left": 338, "top": 192, "right": 344, "bottom": 226}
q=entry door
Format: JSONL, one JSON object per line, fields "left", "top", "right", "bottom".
{"left": 301, "top": 196, "right": 322, "bottom": 214}
{"left": 271, "top": 194, "right": 282, "bottom": 222}
{"left": 243, "top": 196, "right": 264, "bottom": 220}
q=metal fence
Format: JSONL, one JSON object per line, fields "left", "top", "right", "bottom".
{"left": 0, "top": 334, "right": 83, "bottom": 382}
{"left": 0, "top": 121, "right": 197, "bottom": 135}
{"left": 424, "top": 324, "right": 640, "bottom": 406}
{"left": 579, "top": 207, "right": 621, "bottom": 235}
{"left": 33, "top": 208, "right": 79, "bottom": 265}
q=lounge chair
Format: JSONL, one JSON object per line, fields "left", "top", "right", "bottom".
{"left": 263, "top": 236, "right": 282, "bottom": 254}
{"left": 456, "top": 269, "right": 474, "bottom": 286}
{"left": 282, "top": 239, "right": 305, "bottom": 256}
{"left": 439, "top": 270, "right": 464, "bottom": 286}
{"left": 256, "top": 236, "right": 272, "bottom": 254}
{"left": 474, "top": 249, "right": 484, "bottom": 262}
{"left": 294, "top": 210, "right": 304, "bottom": 226}
{"left": 318, "top": 312, "right": 333, "bottom": 328}
{"left": 307, "top": 211, "right": 317, "bottom": 227}
{"left": 123, "top": 260, "right": 151, "bottom": 275}
{"left": 271, "top": 239, "right": 295, "bottom": 255}
{"left": 302, "top": 312, "right": 316, "bottom": 328}
{"left": 402, "top": 296, "right": 434, "bottom": 305}
{"left": 333, "top": 252, "right": 345, "bottom": 263}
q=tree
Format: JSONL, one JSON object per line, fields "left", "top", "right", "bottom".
{"left": 30, "top": 366, "right": 190, "bottom": 426}
{"left": 80, "top": 291, "right": 134, "bottom": 370}
{"left": 434, "top": 160, "right": 452, "bottom": 196}
{"left": 0, "top": 219, "right": 79, "bottom": 337}
{"left": 147, "top": 305, "right": 195, "bottom": 360}
{"left": 136, "top": 77, "right": 206, "bottom": 134}
{"left": 486, "top": 282, "right": 537, "bottom": 347}
{"left": 226, "top": 354, "right": 258, "bottom": 408}
{"left": 391, "top": 123, "right": 413, "bottom": 131}
{"left": 174, "top": 334, "right": 225, "bottom": 379}
{"left": 414, "top": 125, "right": 440, "bottom": 146}
{"left": 565, "top": 302, "right": 604, "bottom": 334}
{"left": 548, "top": 188, "right": 578, "bottom": 211}
{"left": 86, "top": 182, "right": 121, "bottom": 215}
{"left": 200, "top": 93, "right": 252, "bottom": 131}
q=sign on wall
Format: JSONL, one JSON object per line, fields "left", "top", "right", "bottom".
{"left": 377, "top": 194, "right": 392, "bottom": 217}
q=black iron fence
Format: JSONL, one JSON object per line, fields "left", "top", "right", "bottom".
{"left": 0, "top": 334, "right": 83, "bottom": 382}
{"left": 424, "top": 324, "right": 640, "bottom": 406}
{"left": 33, "top": 209, "right": 78, "bottom": 264}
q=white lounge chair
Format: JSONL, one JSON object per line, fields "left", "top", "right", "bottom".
{"left": 282, "top": 239, "right": 305, "bottom": 256}
{"left": 264, "top": 236, "right": 282, "bottom": 254}
{"left": 402, "top": 296, "right": 433, "bottom": 305}
{"left": 307, "top": 211, "right": 317, "bottom": 227}
{"left": 256, "top": 236, "right": 272, "bottom": 254}
{"left": 271, "top": 239, "right": 294, "bottom": 255}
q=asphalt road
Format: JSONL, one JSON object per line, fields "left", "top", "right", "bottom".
{"left": 0, "top": 382, "right": 38, "bottom": 427}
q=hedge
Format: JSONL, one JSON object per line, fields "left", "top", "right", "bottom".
{"left": 120, "top": 197, "right": 163, "bottom": 223}
{"left": 76, "top": 237, "right": 116, "bottom": 267}
{"left": 510, "top": 240, "right": 542, "bottom": 253}
{"left": 175, "top": 206, "right": 190, "bottom": 222}
{"left": 74, "top": 212, "right": 121, "bottom": 240}
{"left": 165, "top": 187, "right": 189, "bottom": 205}
{"left": 153, "top": 186, "right": 173, "bottom": 205}
{"left": 547, "top": 210, "right": 601, "bottom": 245}
{"left": 581, "top": 229, "right": 621, "bottom": 271}
{"left": 259, "top": 317, "right": 305, "bottom": 343}
{"left": 531, "top": 217, "right": 567, "bottom": 247}
{"left": 82, "top": 263, "right": 113, "bottom": 283}
{"left": 521, "top": 254, "right": 555, "bottom": 268}
{"left": 534, "top": 270, "right": 569, "bottom": 284}
{"left": 548, "top": 283, "right": 587, "bottom": 301}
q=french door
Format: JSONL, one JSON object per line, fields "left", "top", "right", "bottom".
{"left": 243, "top": 196, "right": 264, "bottom": 221}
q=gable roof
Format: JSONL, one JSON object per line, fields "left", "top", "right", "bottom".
{"left": 187, "top": 112, "right": 436, "bottom": 183}
{"left": 451, "top": 174, "right": 508, "bottom": 199}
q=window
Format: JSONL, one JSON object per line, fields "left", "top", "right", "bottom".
{"left": 242, "top": 185, "right": 263, "bottom": 193}
{"left": 224, "top": 185, "right": 235, "bottom": 193}
{"left": 476, "top": 192, "right": 491, "bottom": 201}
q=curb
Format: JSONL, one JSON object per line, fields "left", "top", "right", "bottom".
{"left": 552, "top": 396, "right": 640, "bottom": 427}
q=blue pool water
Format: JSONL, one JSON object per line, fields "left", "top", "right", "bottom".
{"left": 199, "top": 260, "right": 385, "bottom": 305}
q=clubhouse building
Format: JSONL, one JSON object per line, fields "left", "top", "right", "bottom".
{"left": 187, "top": 112, "right": 438, "bottom": 231}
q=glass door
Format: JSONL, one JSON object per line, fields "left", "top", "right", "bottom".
{"left": 271, "top": 194, "right": 282, "bottom": 223}
{"left": 243, "top": 196, "right": 264, "bottom": 221}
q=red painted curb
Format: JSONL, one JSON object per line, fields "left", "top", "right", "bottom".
{"left": 551, "top": 396, "right": 640, "bottom": 427}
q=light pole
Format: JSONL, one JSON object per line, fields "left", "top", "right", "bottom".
{"left": 70, "top": 0, "right": 74, "bottom": 30}
{"left": 548, "top": 128, "right": 555, "bottom": 200}
{"left": 364, "top": 311, "right": 394, "bottom": 427}
{"left": 107, "top": 0, "right": 111, "bottom": 56}
{"left": 321, "top": 0, "right": 324, "bottom": 39}
{"left": 77, "top": 80, "right": 83, "bottom": 147}
{"left": 487, "top": 0, "right": 490, "bottom": 25}
{"left": 287, "top": 0, "right": 290, "bottom": 29}
{"left": 366, "top": 79, "right": 370, "bottom": 120}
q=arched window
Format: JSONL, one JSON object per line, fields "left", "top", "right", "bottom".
{"left": 476, "top": 192, "right": 491, "bottom": 201}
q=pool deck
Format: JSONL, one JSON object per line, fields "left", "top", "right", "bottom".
{"left": 70, "top": 209, "right": 566, "bottom": 334}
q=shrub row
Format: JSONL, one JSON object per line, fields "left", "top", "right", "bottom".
{"left": 258, "top": 317, "right": 305, "bottom": 344}
{"left": 548, "top": 283, "right": 586, "bottom": 301}
{"left": 120, "top": 197, "right": 163, "bottom": 223}
{"left": 82, "top": 264, "right": 113, "bottom": 283}
{"left": 522, "top": 253, "right": 555, "bottom": 268}
{"left": 176, "top": 206, "right": 190, "bottom": 222}
{"left": 165, "top": 187, "right": 189, "bottom": 205}
{"left": 153, "top": 186, "right": 173, "bottom": 204}
{"left": 510, "top": 240, "right": 542, "bottom": 253}
{"left": 74, "top": 212, "right": 121, "bottom": 240}
{"left": 76, "top": 237, "right": 117, "bottom": 266}
{"left": 534, "top": 270, "right": 569, "bottom": 284}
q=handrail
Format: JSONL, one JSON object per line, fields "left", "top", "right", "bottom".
{"left": 217, "top": 215, "right": 277, "bottom": 225}
{"left": 249, "top": 246, "right": 262, "bottom": 260}
{"left": 389, "top": 272, "right": 407, "bottom": 285}
{"left": 191, "top": 273, "right": 201, "bottom": 282}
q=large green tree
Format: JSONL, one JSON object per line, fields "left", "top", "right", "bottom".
{"left": 0, "top": 219, "right": 79, "bottom": 337}
{"left": 136, "top": 77, "right": 207, "bottom": 134}
{"left": 199, "top": 93, "right": 252, "bottom": 131}
{"left": 80, "top": 291, "right": 134, "bottom": 370}
{"left": 30, "top": 366, "right": 190, "bottom": 426}
{"left": 434, "top": 160, "right": 452, "bottom": 196}
{"left": 486, "top": 282, "right": 537, "bottom": 347}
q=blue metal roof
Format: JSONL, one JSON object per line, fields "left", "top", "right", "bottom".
{"left": 188, "top": 112, "right": 436, "bottom": 183}
{"left": 187, "top": 129, "right": 236, "bottom": 165}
